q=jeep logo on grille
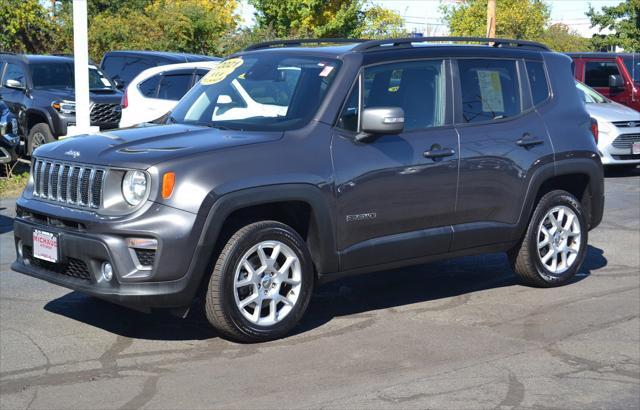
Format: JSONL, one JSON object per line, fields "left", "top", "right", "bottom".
{"left": 64, "top": 150, "right": 81, "bottom": 159}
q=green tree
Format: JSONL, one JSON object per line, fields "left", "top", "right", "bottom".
{"left": 248, "top": 0, "right": 406, "bottom": 39}
{"left": 87, "top": 0, "right": 239, "bottom": 61}
{"left": 359, "top": 4, "right": 407, "bottom": 39}
{"left": 538, "top": 23, "right": 592, "bottom": 52}
{"left": 0, "top": 0, "right": 58, "bottom": 53}
{"left": 587, "top": 0, "right": 640, "bottom": 51}
{"left": 442, "top": 0, "right": 550, "bottom": 40}
{"left": 249, "top": 0, "right": 362, "bottom": 38}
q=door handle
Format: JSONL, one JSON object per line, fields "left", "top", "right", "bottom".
{"left": 423, "top": 146, "right": 455, "bottom": 159}
{"left": 516, "top": 134, "right": 544, "bottom": 148}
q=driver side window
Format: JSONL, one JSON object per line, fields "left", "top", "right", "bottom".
{"left": 3, "top": 63, "right": 26, "bottom": 86}
{"left": 336, "top": 60, "right": 446, "bottom": 132}
{"left": 336, "top": 81, "right": 359, "bottom": 132}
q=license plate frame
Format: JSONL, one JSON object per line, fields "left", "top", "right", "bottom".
{"left": 632, "top": 142, "right": 640, "bottom": 155}
{"left": 32, "top": 229, "right": 59, "bottom": 263}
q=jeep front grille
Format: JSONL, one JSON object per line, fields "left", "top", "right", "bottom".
{"left": 612, "top": 133, "right": 640, "bottom": 149}
{"left": 90, "top": 103, "right": 121, "bottom": 124}
{"left": 32, "top": 159, "right": 106, "bottom": 209}
{"left": 612, "top": 121, "right": 640, "bottom": 129}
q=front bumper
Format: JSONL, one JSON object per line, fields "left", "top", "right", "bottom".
{"left": 51, "top": 109, "right": 120, "bottom": 138}
{"left": 11, "top": 197, "right": 202, "bottom": 309}
{"left": 598, "top": 128, "right": 640, "bottom": 165}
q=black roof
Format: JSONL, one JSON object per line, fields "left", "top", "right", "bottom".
{"left": 242, "top": 37, "right": 550, "bottom": 55}
{"left": 0, "top": 53, "right": 73, "bottom": 63}
{"left": 102, "top": 50, "right": 220, "bottom": 62}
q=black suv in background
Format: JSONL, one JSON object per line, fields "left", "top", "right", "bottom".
{"left": 12, "top": 38, "right": 604, "bottom": 342}
{"left": 100, "top": 50, "right": 220, "bottom": 89}
{"left": 0, "top": 54, "right": 122, "bottom": 154}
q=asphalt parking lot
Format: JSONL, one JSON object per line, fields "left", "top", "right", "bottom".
{"left": 0, "top": 168, "right": 639, "bottom": 410}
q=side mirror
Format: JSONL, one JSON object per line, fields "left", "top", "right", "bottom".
{"left": 608, "top": 74, "right": 624, "bottom": 88}
{"left": 4, "top": 79, "right": 25, "bottom": 90}
{"left": 356, "top": 107, "right": 404, "bottom": 141}
{"left": 216, "top": 94, "right": 233, "bottom": 105}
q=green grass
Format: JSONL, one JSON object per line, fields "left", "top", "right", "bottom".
{"left": 0, "top": 171, "right": 29, "bottom": 199}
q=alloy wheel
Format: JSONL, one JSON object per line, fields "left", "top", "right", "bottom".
{"left": 233, "top": 240, "right": 302, "bottom": 326}
{"left": 536, "top": 205, "right": 582, "bottom": 275}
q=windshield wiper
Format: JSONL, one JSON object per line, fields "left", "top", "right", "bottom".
{"left": 193, "top": 122, "right": 238, "bottom": 131}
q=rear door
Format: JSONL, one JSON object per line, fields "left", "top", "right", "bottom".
{"left": 146, "top": 69, "right": 194, "bottom": 121}
{"left": 452, "top": 57, "right": 554, "bottom": 250}
{"left": 332, "top": 59, "right": 459, "bottom": 270}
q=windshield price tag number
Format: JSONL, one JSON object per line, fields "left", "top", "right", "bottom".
{"left": 33, "top": 229, "right": 59, "bottom": 263}
{"left": 201, "top": 58, "right": 244, "bottom": 85}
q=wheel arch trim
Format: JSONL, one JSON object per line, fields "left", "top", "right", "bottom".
{"left": 516, "top": 154, "right": 604, "bottom": 240}
{"left": 182, "top": 183, "right": 339, "bottom": 301}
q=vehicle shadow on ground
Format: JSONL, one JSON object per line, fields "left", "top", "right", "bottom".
{"left": 43, "top": 246, "right": 607, "bottom": 342}
{"left": 0, "top": 211, "right": 13, "bottom": 234}
{"left": 604, "top": 166, "right": 639, "bottom": 178}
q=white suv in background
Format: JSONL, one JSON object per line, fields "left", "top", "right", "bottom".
{"left": 119, "top": 61, "right": 218, "bottom": 128}
{"left": 576, "top": 81, "right": 640, "bottom": 169}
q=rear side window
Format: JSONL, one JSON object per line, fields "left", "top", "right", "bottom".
{"left": 458, "top": 59, "right": 521, "bottom": 123}
{"left": 138, "top": 75, "right": 160, "bottom": 98}
{"left": 526, "top": 61, "right": 549, "bottom": 105}
{"left": 194, "top": 69, "right": 211, "bottom": 83}
{"left": 157, "top": 74, "right": 192, "bottom": 100}
{"left": 584, "top": 61, "right": 620, "bottom": 88}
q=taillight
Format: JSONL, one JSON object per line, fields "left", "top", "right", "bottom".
{"left": 121, "top": 88, "right": 128, "bottom": 109}
{"left": 590, "top": 118, "right": 598, "bottom": 144}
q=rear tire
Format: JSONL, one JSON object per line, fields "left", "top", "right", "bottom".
{"left": 205, "top": 221, "right": 314, "bottom": 342}
{"left": 27, "top": 123, "right": 54, "bottom": 155}
{"left": 511, "top": 190, "right": 588, "bottom": 287}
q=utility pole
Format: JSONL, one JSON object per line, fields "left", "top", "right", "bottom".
{"left": 486, "top": 0, "right": 496, "bottom": 38}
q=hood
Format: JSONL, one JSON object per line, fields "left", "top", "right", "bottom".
{"left": 33, "top": 123, "right": 284, "bottom": 169}
{"left": 584, "top": 102, "right": 640, "bottom": 123}
{"left": 34, "top": 88, "right": 122, "bottom": 104}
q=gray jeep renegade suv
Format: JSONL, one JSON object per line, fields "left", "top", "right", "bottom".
{"left": 12, "top": 37, "right": 604, "bottom": 342}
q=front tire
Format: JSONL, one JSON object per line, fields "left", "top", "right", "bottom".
{"left": 511, "top": 190, "right": 588, "bottom": 287}
{"left": 27, "top": 123, "right": 55, "bottom": 155}
{"left": 205, "top": 221, "right": 314, "bottom": 342}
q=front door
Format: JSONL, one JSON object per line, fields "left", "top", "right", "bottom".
{"left": 332, "top": 59, "right": 459, "bottom": 271}
{"left": 582, "top": 59, "right": 627, "bottom": 105}
{"left": 0, "top": 62, "right": 29, "bottom": 135}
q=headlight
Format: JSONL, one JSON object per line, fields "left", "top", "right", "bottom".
{"left": 122, "top": 170, "right": 148, "bottom": 206}
{"left": 598, "top": 121, "right": 614, "bottom": 135}
{"left": 51, "top": 100, "right": 76, "bottom": 114}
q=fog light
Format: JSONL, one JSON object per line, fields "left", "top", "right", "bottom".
{"left": 101, "top": 262, "right": 113, "bottom": 281}
{"left": 17, "top": 240, "right": 23, "bottom": 259}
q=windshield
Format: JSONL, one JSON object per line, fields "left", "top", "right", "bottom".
{"left": 575, "top": 81, "right": 608, "bottom": 104}
{"left": 30, "top": 63, "right": 115, "bottom": 90}
{"left": 169, "top": 55, "right": 341, "bottom": 131}
{"left": 623, "top": 55, "right": 640, "bottom": 83}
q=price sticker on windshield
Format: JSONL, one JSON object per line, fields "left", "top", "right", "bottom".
{"left": 201, "top": 58, "right": 244, "bottom": 85}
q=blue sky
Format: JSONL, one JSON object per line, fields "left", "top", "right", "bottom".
{"left": 238, "top": 0, "right": 622, "bottom": 37}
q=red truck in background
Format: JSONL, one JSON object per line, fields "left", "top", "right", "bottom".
{"left": 568, "top": 53, "right": 640, "bottom": 112}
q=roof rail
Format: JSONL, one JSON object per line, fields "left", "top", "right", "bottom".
{"left": 244, "top": 38, "right": 369, "bottom": 51}
{"left": 352, "top": 37, "right": 550, "bottom": 52}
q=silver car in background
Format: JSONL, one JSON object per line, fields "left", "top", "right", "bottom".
{"left": 576, "top": 81, "right": 640, "bottom": 168}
